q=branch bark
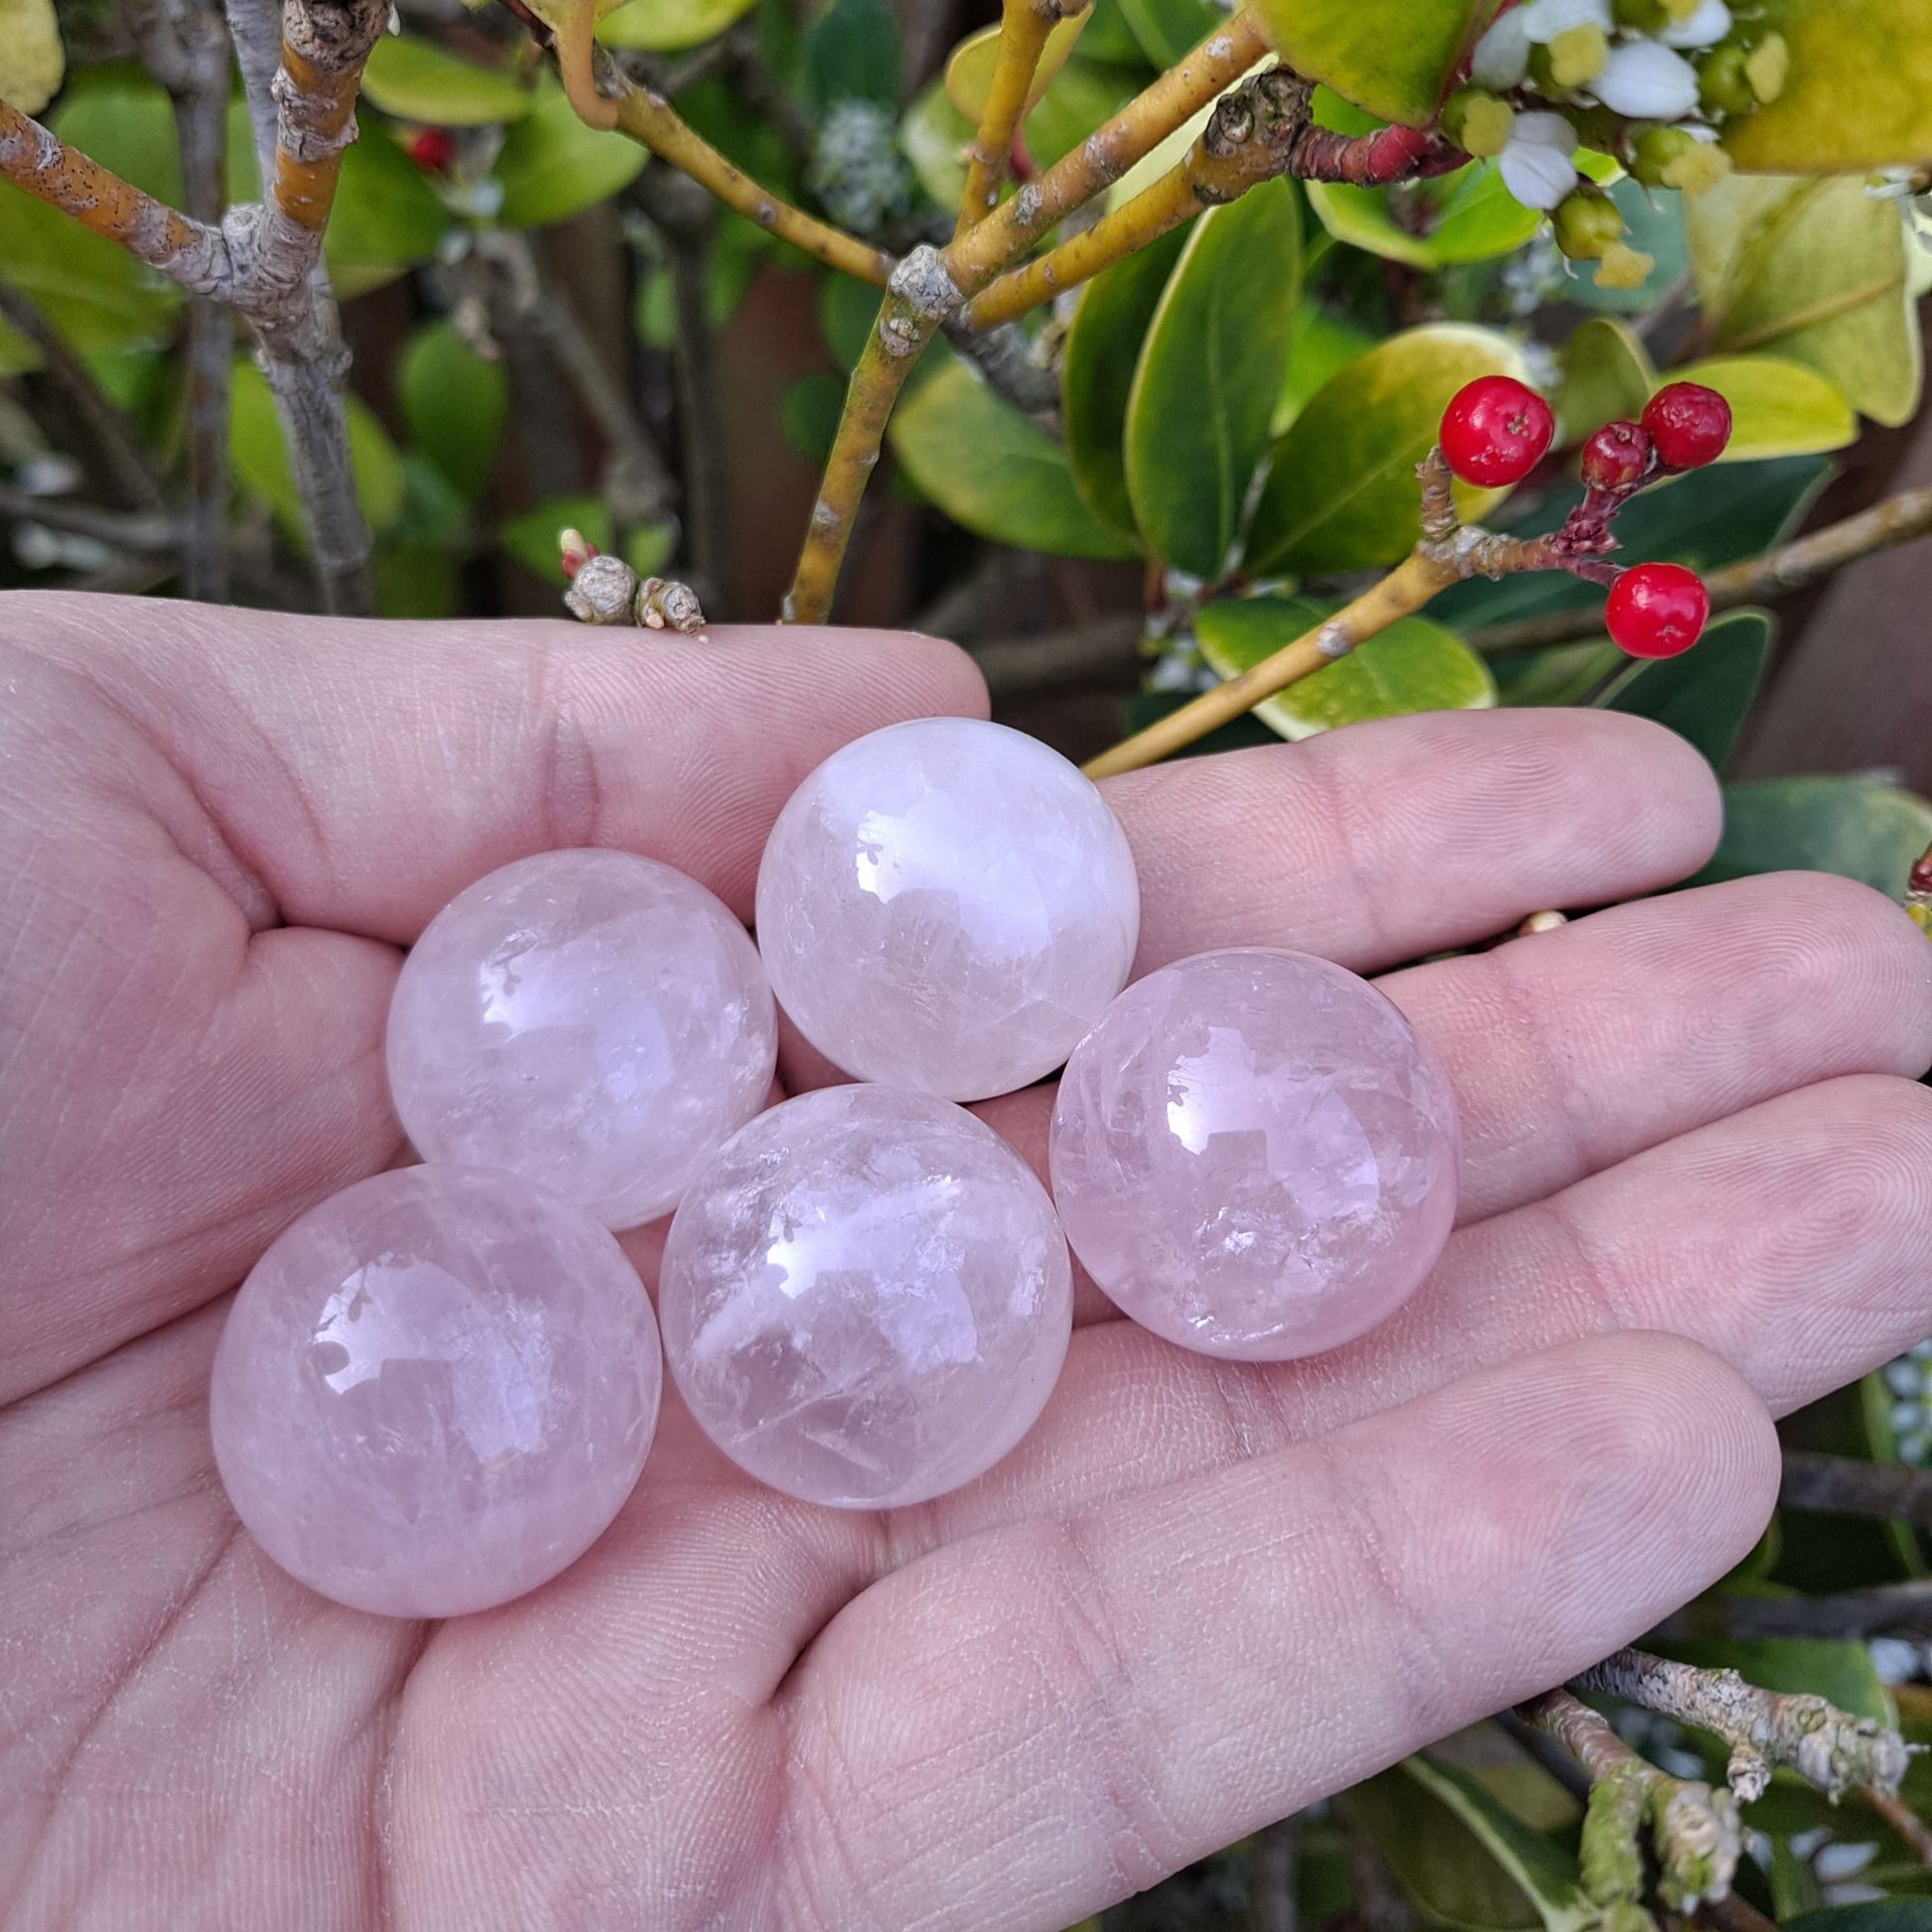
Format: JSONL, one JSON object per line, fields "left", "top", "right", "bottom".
{"left": 1573, "top": 1647, "right": 1911, "bottom": 1803}
{"left": 1781, "top": 1448, "right": 1932, "bottom": 1526}
{"left": 955, "top": 0, "right": 1078, "bottom": 236}
{"left": 1661, "top": 1579, "right": 1932, "bottom": 1642}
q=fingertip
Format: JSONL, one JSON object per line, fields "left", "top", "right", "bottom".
{"left": 1564, "top": 708, "right": 1725, "bottom": 881}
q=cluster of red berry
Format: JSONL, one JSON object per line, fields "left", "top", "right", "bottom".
{"left": 1438, "top": 373, "right": 1733, "bottom": 660}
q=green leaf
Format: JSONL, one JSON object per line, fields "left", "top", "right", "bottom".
{"left": 397, "top": 320, "right": 507, "bottom": 499}
{"left": 1403, "top": 1755, "right": 1597, "bottom": 1932}
{"left": 598, "top": 0, "right": 759, "bottom": 51}
{"left": 1123, "top": 178, "right": 1300, "bottom": 576}
{"left": 499, "top": 493, "right": 611, "bottom": 583}
{"left": 1495, "top": 641, "right": 1622, "bottom": 707}
{"left": 1061, "top": 222, "right": 1189, "bottom": 547}
{"left": 1722, "top": 0, "right": 1932, "bottom": 175}
{"left": 1024, "top": 58, "right": 1139, "bottom": 172}
{"left": 376, "top": 542, "right": 460, "bottom": 619}
{"left": 493, "top": 82, "right": 648, "bottom": 228}
{"left": 1667, "top": 354, "right": 1858, "bottom": 460}
{"left": 899, "top": 78, "right": 974, "bottom": 210}
{"left": 779, "top": 369, "right": 844, "bottom": 462}
{"left": 942, "top": 11, "right": 1090, "bottom": 120}
{"left": 1306, "top": 162, "right": 1541, "bottom": 271}
{"left": 1198, "top": 594, "right": 1494, "bottom": 740}
{"left": 0, "top": 181, "right": 179, "bottom": 352}
{"left": 818, "top": 272, "right": 879, "bottom": 370}
{"left": 1685, "top": 174, "right": 1923, "bottom": 428}
{"left": 49, "top": 64, "right": 183, "bottom": 204}
{"left": 1114, "top": 0, "right": 1222, "bottom": 67}
{"left": 1597, "top": 609, "right": 1771, "bottom": 773}
{"left": 889, "top": 352, "right": 1138, "bottom": 562}
{"left": 1788, "top": 1908, "right": 1932, "bottom": 1932}
{"left": 1253, "top": 0, "right": 1492, "bottom": 127}
{"left": 1568, "top": 177, "right": 1688, "bottom": 317}
{"left": 1557, "top": 316, "right": 1656, "bottom": 446}
{"left": 1694, "top": 776, "right": 1932, "bottom": 896}
{"left": 1246, "top": 324, "right": 1527, "bottom": 576}
{"left": 324, "top": 121, "right": 454, "bottom": 294}
{"left": 1654, "top": 1637, "right": 1893, "bottom": 1726}
{"left": 801, "top": 0, "right": 898, "bottom": 108}
{"left": 361, "top": 37, "right": 531, "bottom": 124}
{"left": 1276, "top": 301, "right": 1376, "bottom": 434}
{"left": 228, "top": 359, "right": 406, "bottom": 547}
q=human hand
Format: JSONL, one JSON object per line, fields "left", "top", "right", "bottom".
{"left": 5, "top": 592, "right": 1929, "bottom": 1930}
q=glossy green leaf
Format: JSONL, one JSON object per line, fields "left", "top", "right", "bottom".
{"left": 361, "top": 37, "right": 531, "bottom": 124}
{"left": 598, "top": 0, "right": 759, "bottom": 50}
{"left": 1198, "top": 595, "right": 1494, "bottom": 739}
{"left": 1667, "top": 354, "right": 1858, "bottom": 460}
{"left": 397, "top": 320, "right": 507, "bottom": 500}
{"left": 493, "top": 83, "right": 648, "bottom": 228}
{"left": 1062, "top": 223, "right": 1189, "bottom": 547}
{"left": 898, "top": 78, "right": 974, "bottom": 209}
{"left": 1306, "top": 162, "right": 1540, "bottom": 271}
{"left": 1695, "top": 776, "right": 1932, "bottom": 897}
{"left": 228, "top": 360, "right": 406, "bottom": 548}
{"left": 1246, "top": 324, "right": 1527, "bottom": 576}
{"left": 1597, "top": 609, "right": 1771, "bottom": 771}
{"left": 1024, "top": 58, "right": 1139, "bottom": 172}
{"left": 1495, "top": 641, "right": 1622, "bottom": 707}
{"left": 1686, "top": 174, "right": 1923, "bottom": 428}
{"left": 942, "top": 10, "right": 1090, "bottom": 120}
{"left": 1114, "top": 0, "right": 1222, "bottom": 68}
{"left": 1655, "top": 1637, "right": 1893, "bottom": 1725}
{"left": 1722, "top": 0, "right": 1932, "bottom": 174}
{"left": 389, "top": 452, "right": 472, "bottom": 550}
{"left": 779, "top": 369, "right": 844, "bottom": 462}
{"left": 801, "top": 0, "right": 897, "bottom": 108}
{"left": 1402, "top": 1755, "right": 1596, "bottom": 1932}
{"left": 889, "top": 353, "right": 1137, "bottom": 562}
{"left": 1124, "top": 178, "right": 1301, "bottom": 576}
{"left": 0, "top": 182, "right": 179, "bottom": 352}
{"left": 1557, "top": 316, "right": 1655, "bottom": 445}
{"left": 324, "top": 121, "right": 454, "bottom": 294}
{"left": 1253, "top": 0, "right": 1492, "bottom": 127}
{"left": 499, "top": 493, "right": 611, "bottom": 583}
{"left": 1275, "top": 302, "right": 1375, "bottom": 436}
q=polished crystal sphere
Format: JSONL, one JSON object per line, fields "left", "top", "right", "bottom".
{"left": 210, "top": 1165, "right": 662, "bottom": 1617}
{"left": 386, "top": 849, "right": 777, "bottom": 1229}
{"left": 1050, "top": 948, "right": 1459, "bottom": 1361}
{"left": 659, "top": 1085, "right": 1073, "bottom": 1508}
{"left": 754, "top": 717, "right": 1140, "bottom": 1101}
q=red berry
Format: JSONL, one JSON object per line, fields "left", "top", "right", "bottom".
{"left": 1439, "top": 375, "right": 1555, "bottom": 487}
{"left": 1605, "top": 562, "right": 1710, "bottom": 658}
{"left": 1580, "top": 419, "right": 1654, "bottom": 492}
{"left": 1641, "top": 382, "right": 1731, "bottom": 471}
{"left": 406, "top": 127, "right": 457, "bottom": 174}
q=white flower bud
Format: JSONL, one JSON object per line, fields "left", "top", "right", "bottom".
{"left": 1520, "top": 0, "right": 1612, "bottom": 40}
{"left": 1659, "top": 0, "right": 1731, "bottom": 47}
{"left": 1498, "top": 111, "right": 1581, "bottom": 209}
{"left": 1591, "top": 39, "right": 1702, "bottom": 117}
{"left": 1471, "top": 9, "right": 1533, "bottom": 88}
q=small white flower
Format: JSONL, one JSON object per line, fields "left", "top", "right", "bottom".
{"left": 1498, "top": 110, "right": 1580, "bottom": 209}
{"left": 1592, "top": 39, "right": 1702, "bottom": 117}
{"left": 1659, "top": 0, "right": 1731, "bottom": 47}
{"left": 1471, "top": 8, "right": 1533, "bottom": 88}
{"left": 1520, "top": 0, "right": 1612, "bottom": 40}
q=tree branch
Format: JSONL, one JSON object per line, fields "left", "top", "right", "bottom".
{"left": 1520, "top": 1688, "right": 1740, "bottom": 1918}
{"left": 1662, "top": 1580, "right": 1932, "bottom": 1643}
{"left": 0, "top": 489, "right": 184, "bottom": 550}
{"left": 1573, "top": 1647, "right": 1911, "bottom": 1804}
{"left": 1781, "top": 1449, "right": 1932, "bottom": 1527}
{"left": 955, "top": 0, "right": 1079, "bottom": 237}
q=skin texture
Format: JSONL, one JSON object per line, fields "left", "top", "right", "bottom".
{"left": 3, "top": 591, "right": 1930, "bottom": 1930}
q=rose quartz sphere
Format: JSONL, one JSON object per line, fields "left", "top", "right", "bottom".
{"left": 659, "top": 1085, "right": 1073, "bottom": 1509}
{"left": 386, "top": 849, "right": 776, "bottom": 1229}
{"left": 754, "top": 717, "right": 1139, "bottom": 1101}
{"left": 209, "top": 1165, "right": 662, "bottom": 1617}
{"left": 1050, "top": 948, "right": 1459, "bottom": 1362}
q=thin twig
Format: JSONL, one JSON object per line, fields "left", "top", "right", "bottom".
{"left": 1573, "top": 1647, "right": 1910, "bottom": 1803}
{"left": 0, "top": 489, "right": 184, "bottom": 550}
{"left": 1472, "top": 484, "right": 1932, "bottom": 654}
{"left": 1858, "top": 1781, "right": 1932, "bottom": 1867}
{"left": 1660, "top": 1580, "right": 1932, "bottom": 1642}
{"left": 955, "top": 0, "right": 1075, "bottom": 236}
{"left": 1781, "top": 1449, "right": 1932, "bottom": 1527}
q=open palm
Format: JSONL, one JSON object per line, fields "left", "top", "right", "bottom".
{"left": 5, "top": 591, "right": 1930, "bottom": 1931}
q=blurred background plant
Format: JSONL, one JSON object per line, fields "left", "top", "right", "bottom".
{"left": 7, "top": 0, "right": 1932, "bottom": 1923}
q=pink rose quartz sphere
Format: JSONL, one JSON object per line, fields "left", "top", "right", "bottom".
{"left": 1050, "top": 948, "right": 1459, "bottom": 1362}
{"left": 386, "top": 849, "right": 776, "bottom": 1229}
{"left": 754, "top": 717, "right": 1140, "bottom": 1102}
{"left": 658, "top": 1085, "right": 1073, "bottom": 1509}
{"left": 210, "top": 1165, "right": 662, "bottom": 1617}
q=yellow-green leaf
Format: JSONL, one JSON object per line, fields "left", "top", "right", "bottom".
{"left": 899, "top": 78, "right": 973, "bottom": 209}
{"left": 1061, "top": 221, "right": 1189, "bottom": 548}
{"left": 0, "top": 0, "right": 63, "bottom": 113}
{"left": 493, "top": 81, "right": 647, "bottom": 228}
{"left": 1115, "top": 0, "right": 1222, "bottom": 68}
{"left": 397, "top": 320, "right": 507, "bottom": 499}
{"left": 361, "top": 37, "right": 532, "bottom": 125}
{"left": 1124, "top": 177, "right": 1300, "bottom": 576}
{"left": 943, "top": 10, "right": 1089, "bottom": 121}
{"left": 1696, "top": 776, "right": 1932, "bottom": 897}
{"left": 1557, "top": 316, "right": 1655, "bottom": 445}
{"left": 1667, "top": 353, "right": 1857, "bottom": 460}
{"left": 1252, "top": 0, "right": 1493, "bottom": 127}
{"left": 889, "top": 352, "right": 1137, "bottom": 562}
{"left": 229, "top": 359, "right": 406, "bottom": 548}
{"left": 1685, "top": 173, "right": 1922, "bottom": 429}
{"left": 0, "top": 181, "right": 179, "bottom": 352}
{"left": 1305, "top": 161, "right": 1540, "bottom": 271}
{"left": 323, "top": 121, "right": 454, "bottom": 293}
{"left": 1198, "top": 595, "right": 1493, "bottom": 739}
{"left": 1245, "top": 324, "right": 1528, "bottom": 576}
{"left": 1722, "top": 0, "right": 1932, "bottom": 175}
{"left": 598, "top": 0, "right": 759, "bottom": 50}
